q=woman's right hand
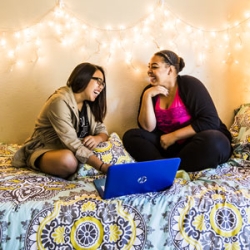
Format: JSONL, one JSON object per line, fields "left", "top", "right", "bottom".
{"left": 86, "top": 155, "right": 111, "bottom": 174}
{"left": 100, "top": 163, "right": 111, "bottom": 174}
{"left": 144, "top": 85, "right": 169, "bottom": 98}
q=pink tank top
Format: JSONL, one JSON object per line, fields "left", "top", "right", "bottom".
{"left": 155, "top": 89, "right": 191, "bottom": 134}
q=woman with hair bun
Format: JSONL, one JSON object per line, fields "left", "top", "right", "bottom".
{"left": 123, "top": 50, "right": 232, "bottom": 172}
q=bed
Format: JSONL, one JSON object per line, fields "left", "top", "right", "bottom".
{"left": 1, "top": 104, "right": 250, "bottom": 250}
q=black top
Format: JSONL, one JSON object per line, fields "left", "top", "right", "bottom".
{"left": 77, "top": 102, "right": 90, "bottom": 139}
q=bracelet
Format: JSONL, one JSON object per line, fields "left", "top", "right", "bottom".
{"left": 99, "top": 162, "right": 104, "bottom": 172}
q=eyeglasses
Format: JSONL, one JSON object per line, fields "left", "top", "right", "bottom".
{"left": 91, "top": 77, "right": 106, "bottom": 88}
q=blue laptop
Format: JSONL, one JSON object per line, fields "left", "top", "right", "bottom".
{"left": 94, "top": 158, "right": 181, "bottom": 199}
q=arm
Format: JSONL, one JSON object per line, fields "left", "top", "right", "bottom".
{"left": 179, "top": 75, "right": 221, "bottom": 132}
{"left": 80, "top": 103, "right": 109, "bottom": 149}
{"left": 46, "top": 99, "right": 103, "bottom": 164}
{"left": 84, "top": 104, "right": 109, "bottom": 149}
{"left": 138, "top": 85, "right": 169, "bottom": 132}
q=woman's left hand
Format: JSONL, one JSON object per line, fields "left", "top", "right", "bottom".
{"left": 82, "top": 135, "right": 100, "bottom": 150}
{"left": 160, "top": 133, "right": 176, "bottom": 150}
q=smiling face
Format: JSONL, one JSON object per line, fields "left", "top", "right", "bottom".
{"left": 147, "top": 55, "right": 170, "bottom": 86}
{"left": 81, "top": 69, "right": 105, "bottom": 102}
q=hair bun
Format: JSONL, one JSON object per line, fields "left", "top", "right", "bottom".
{"left": 179, "top": 57, "right": 185, "bottom": 72}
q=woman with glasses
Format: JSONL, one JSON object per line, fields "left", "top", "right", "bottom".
{"left": 12, "top": 62, "right": 110, "bottom": 178}
{"left": 123, "top": 50, "right": 232, "bottom": 172}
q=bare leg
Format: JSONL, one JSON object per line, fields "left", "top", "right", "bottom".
{"left": 37, "top": 149, "right": 78, "bottom": 179}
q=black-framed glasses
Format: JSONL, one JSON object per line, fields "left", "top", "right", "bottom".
{"left": 91, "top": 77, "right": 105, "bottom": 88}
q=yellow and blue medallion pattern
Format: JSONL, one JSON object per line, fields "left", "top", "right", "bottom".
{"left": 25, "top": 198, "right": 146, "bottom": 249}
{"left": 169, "top": 181, "right": 250, "bottom": 249}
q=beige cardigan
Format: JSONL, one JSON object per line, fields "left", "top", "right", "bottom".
{"left": 12, "top": 86, "right": 108, "bottom": 167}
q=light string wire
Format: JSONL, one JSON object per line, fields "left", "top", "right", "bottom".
{"left": 1, "top": 0, "right": 249, "bottom": 33}
{"left": 162, "top": 3, "right": 250, "bottom": 33}
{"left": 59, "top": 0, "right": 162, "bottom": 32}
{"left": 0, "top": 0, "right": 249, "bottom": 71}
{"left": 0, "top": 0, "right": 161, "bottom": 33}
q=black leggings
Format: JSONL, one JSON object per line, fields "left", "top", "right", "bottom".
{"left": 122, "top": 128, "right": 232, "bottom": 172}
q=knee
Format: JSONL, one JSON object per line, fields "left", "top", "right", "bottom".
{"left": 123, "top": 129, "right": 138, "bottom": 146}
{"left": 60, "top": 150, "right": 78, "bottom": 176}
{"left": 195, "top": 130, "right": 229, "bottom": 147}
{"left": 123, "top": 128, "right": 138, "bottom": 139}
{"left": 194, "top": 130, "right": 231, "bottom": 159}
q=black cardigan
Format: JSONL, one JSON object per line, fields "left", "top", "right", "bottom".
{"left": 137, "top": 75, "right": 232, "bottom": 141}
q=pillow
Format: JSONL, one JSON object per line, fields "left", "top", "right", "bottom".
{"left": 229, "top": 103, "right": 250, "bottom": 144}
{"left": 229, "top": 103, "right": 250, "bottom": 160}
{"left": 0, "top": 143, "right": 22, "bottom": 166}
{"left": 74, "top": 132, "right": 135, "bottom": 178}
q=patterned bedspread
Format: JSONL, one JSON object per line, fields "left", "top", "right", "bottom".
{"left": 1, "top": 142, "right": 250, "bottom": 250}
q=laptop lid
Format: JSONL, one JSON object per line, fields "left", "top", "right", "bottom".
{"left": 94, "top": 158, "right": 181, "bottom": 199}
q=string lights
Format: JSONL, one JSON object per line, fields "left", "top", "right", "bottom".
{"left": 0, "top": 0, "right": 250, "bottom": 72}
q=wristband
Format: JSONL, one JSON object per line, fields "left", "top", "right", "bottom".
{"left": 99, "top": 162, "right": 104, "bottom": 172}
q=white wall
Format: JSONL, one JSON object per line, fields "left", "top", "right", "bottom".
{"left": 1, "top": 0, "right": 250, "bottom": 144}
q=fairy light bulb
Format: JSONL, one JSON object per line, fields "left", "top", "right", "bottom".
{"left": 142, "top": 26, "right": 149, "bottom": 34}
{"left": 48, "top": 21, "right": 55, "bottom": 28}
{"left": 35, "top": 38, "right": 41, "bottom": 47}
{"left": 91, "top": 30, "right": 97, "bottom": 38}
{"left": 185, "top": 25, "right": 192, "bottom": 33}
{"left": 61, "top": 38, "right": 68, "bottom": 46}
{"left": 16, "top": 60, "right": 24, "bottom": 68}
{"left": 234, "top": 21, "right": 240, "bottom": 27}
{"left": 55, "top": 25, "right": 62, "bottom": 35}
{"left": 65, "top": 22, "right": 71, "bottom": 30}
{"left": 81, "top": 24, "right": 87, "bottom": 30}
{"left": 147, "top": 5, "right": 155, "bottom": 13}
{"left": 1, "top": 39, "right": 6, "bottom": 47}
{"left": 8, "top": 50, "right": 14, "bottom": 58}
{"left": 210, "top": 31, "right": 216, "bottom": 38}
{"left": 125, "top": 52, "right": 132, "bottom": 64}
{"left": 58, "top": 0, "right": 64, "bottom": 9}
{"left": 235, "top": 42, "right": 242, "bottom": 50}
{"left": 111, "top": 38, "right": 118, "bottom": 49}
{"left": 101, "top": 42, "right": 107, "bottom": 48}
{"left": 244, "top": 12, "right": 250, "bottom": 18}
{"left": 119, "top": 25, "right": 125, "bottom": 30}
{"left": 105, "top": 25, "right": 112, "bottom": 30}
{"left": 14, "top": 32, "right": 21, "bottom": 39}
{"left": 198, "top": 53, "right": 206, "bottom": 64}
{"left": 223, "top": 34, "right": 229, "bottom": 41}
{"left": 71, "top": 17, "right": 77, "bottom": 25}
{"left": 54, "top": 7, "right": 64, "bottom": 18}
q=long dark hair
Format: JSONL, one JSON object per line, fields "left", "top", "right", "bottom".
{"left": 67, "top": 62, "right": 107, "bottom": 122}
